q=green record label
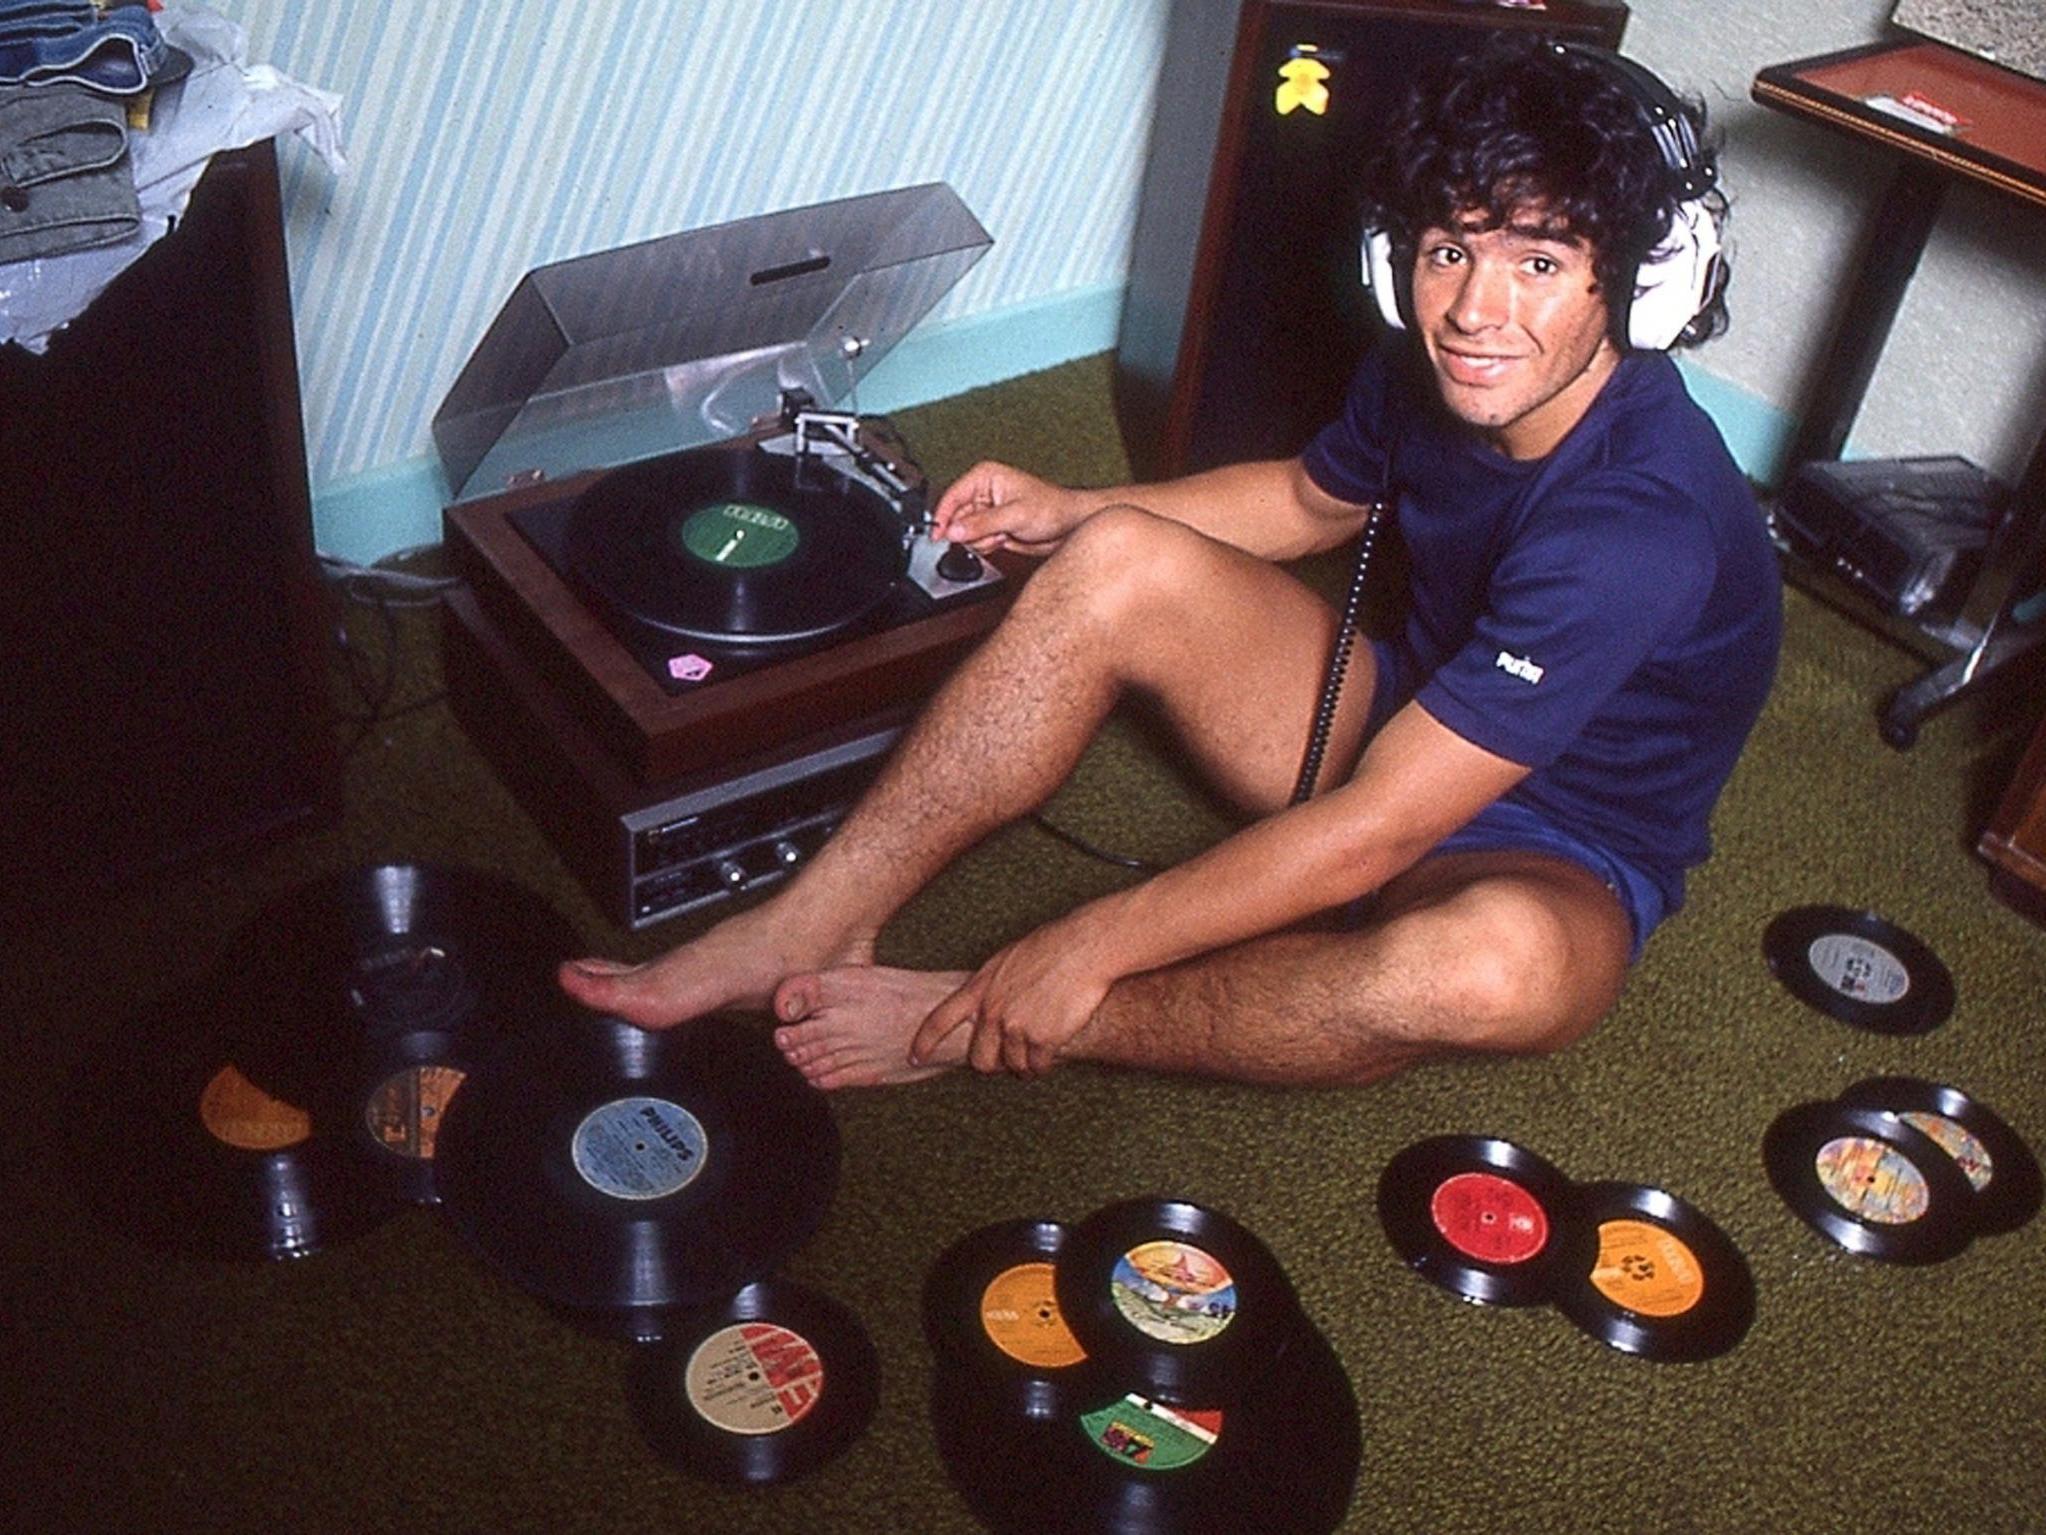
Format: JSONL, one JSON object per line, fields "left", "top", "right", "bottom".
{"left": 676, "top": 501, "right": 800, "bottom": 569}
{"left": 1081, "top": 1394, "right": 1223, "bottom": 1471}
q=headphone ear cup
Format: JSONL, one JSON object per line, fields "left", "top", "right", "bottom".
{"left": 1627, "top": 199, "right": 1720, "bottom": 350}
{"left": 1361, "top": 225, "right": 1406, "bottom": 331}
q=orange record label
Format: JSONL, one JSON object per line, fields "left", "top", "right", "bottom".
{"left": 1588, "top": 1218, "right": 1704, "bottom": 1318}
{"left": 364, "top": 1064, "right": 466, "bottom": 1160}
{"left": 198, "top": 1064, "right": 312, "bottom": 1151}
{"left": 980, "top": 1261, "right": 1086, "bottom": 1369}
{"left": 684, "top": 1322, "right": 823, "bottom": 1435}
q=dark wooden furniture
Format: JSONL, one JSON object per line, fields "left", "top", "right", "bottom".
{"left": 0, "top": 141, "right": 336, "bottom": 904}
{"left": 1753, "top": 39, "right": 2046, "bottom": 746}
{"left": 1114, "top": 0, "right": 1627, "bottom": 480}
{"left": 1981, "top": 707, "right": 2046, "bottom": 916}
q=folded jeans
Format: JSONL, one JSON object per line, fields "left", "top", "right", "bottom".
{"left": 0, "top": 3, "right": 165, "bottom": 94}
{"left": 0, "top": 78, "right": 136, "bottom": 261}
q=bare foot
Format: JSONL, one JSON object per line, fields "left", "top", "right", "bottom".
{"left": 558, "top": 900, "right": 875, "bottom": 1029}
{"left": 771, "top": 966, "right": 974, "bottom": 1089}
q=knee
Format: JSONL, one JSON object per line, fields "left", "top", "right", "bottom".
{"left": 1037, "top": 504, "right": 1206, "bottom": 627}
{"left": 1393, "top": 896, "right": 1613, "bottom": 1056}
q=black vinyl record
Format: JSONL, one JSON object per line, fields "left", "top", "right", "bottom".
{"left": 219, "top": 863, "right": 579, "bottom": 1107}
{"left": 434, "top": 1013, "right": 839, "bottom": 1311}
{"left": 1762, "top": 905, "right": 1954, "bottom": 1035}
{"left": 1552, "top": 1182, "right": 1755, "bottom": 1363}
{"left": 565, "top": 443, "right": 908, "bottom": 648}
{"left": 1053, "top": 1198, "right": 1304, "bottom": 1408}
{"left": 1763, "top": 1100, "right": 1978, "bottom": 1263}
{"left": 929, "top": 1316, "right": 1360, "bottom": 1535}
{"left": 624, "top": 1279, "right": 879, "bottom": 1485}
{"left": 101, "top": 987, "right": 404, "bottom": 1260}
{"left": 923, "top": 1217, "right": 1104, "bottom": 1420}
{"left": 341, "top": 1025, "right": 484, "bottom": 1205}
{"left": 1376, "top": 1135, "right": 1596, "bottom": 1307}
{"left": 1837, "top": 1076, "right": 2041, "bottom": 1237}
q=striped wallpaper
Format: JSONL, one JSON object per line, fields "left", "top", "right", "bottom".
{"left": 222, "top": 0, "right": 1171, "bottom": 503}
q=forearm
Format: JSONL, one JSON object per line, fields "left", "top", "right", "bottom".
{"left": 1073, "top": 789, "right": 1428, "bottom": 983}
{"left": 1081, "top": 459, "right": 1364, "bottom": 562}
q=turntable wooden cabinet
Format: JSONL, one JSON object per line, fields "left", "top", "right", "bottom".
{"left": 438, "top": 185, "right": 1015, "bottom": 929}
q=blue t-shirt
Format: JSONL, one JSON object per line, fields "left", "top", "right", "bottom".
{"left": 1301, "top": 342, "right": 1782, "bottom": 912}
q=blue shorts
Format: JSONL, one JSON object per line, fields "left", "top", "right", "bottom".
{"left": 1359, "top": 639, "right": 1670, "bottom": 962}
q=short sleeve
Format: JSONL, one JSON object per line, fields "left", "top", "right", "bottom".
{"left": 1302, "top": 345, "right": 1397, "bottom": 506}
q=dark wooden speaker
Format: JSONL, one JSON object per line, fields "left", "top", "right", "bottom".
{"left": 0, "top": 141, "right": 336, "bottom": 901}
{"left": 1115, "top": 0, "right": 1628, "bottom": 480}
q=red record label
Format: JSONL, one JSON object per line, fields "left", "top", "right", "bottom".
{"left": 1429, "top": 1171, "right": 1549, "bottom": 1263}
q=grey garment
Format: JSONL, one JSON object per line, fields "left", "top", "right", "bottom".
{"left": 0, "top": 78, "right": 135, "bottom": 261}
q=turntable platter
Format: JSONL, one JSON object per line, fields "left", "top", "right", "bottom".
{"left": 565, "top": 445, "right": 910, "bottom": 648}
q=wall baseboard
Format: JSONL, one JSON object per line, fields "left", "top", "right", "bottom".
{"left": 312, "top": 284, "right": 1794, "bottom": 566}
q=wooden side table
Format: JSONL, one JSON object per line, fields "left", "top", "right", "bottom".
{"left": 1752, "top": 39, "right": 2046, "bottom": 747}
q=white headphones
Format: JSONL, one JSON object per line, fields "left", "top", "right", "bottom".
{"left": 1360, "top": 44, "right": 1722, "bottom": 353}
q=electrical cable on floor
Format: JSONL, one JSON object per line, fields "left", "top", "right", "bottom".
{"left": 319, "top": 546, "right": 462, "bottom": 753}
{"left": 1027, "top": 811, "right": 1160, "bottom": 874}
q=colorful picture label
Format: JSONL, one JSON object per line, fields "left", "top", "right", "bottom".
{"left": 1815, "top": 1135, "right": 1930, "bottom": 1223}
{"left": 1081, "top": 1394, "right": 1223, "bottom": 1472}
{"left": 1110, "top": 1241, "right": 1237, "bottom": 1346}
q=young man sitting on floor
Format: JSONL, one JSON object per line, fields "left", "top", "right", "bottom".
{"left": 559, "top": 36, "right": 1782, "bottom": 1090}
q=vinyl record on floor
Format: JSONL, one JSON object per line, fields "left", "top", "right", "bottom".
{"left": 218, "top": 862, "right": 580, "bottom": 1106}
{"left": 341, "top": 1025, "right": 483, "bottom": 1205}
{"left": 1762, "top": 905, "right": 1954, "bottom": 1035}
{"left": 1376, "top": 1134, "right": 1596, "bottom": 1307}
{"left": 434, "top": 1013, "right": 839, "bottom": 1311}
{"left": 923, "top": 1217, "right": 1102, "bottom": 1420}
{"left": 624, "top": 1279, "right": 879, "bottom": 1485}
{"left": 1553, "top": 1181, "right": 1755, "bottom": 1363}
{"left": 101, "top": 986, "right": 404, "bottom": 1260}
{"left": 929, "top": 1314, "right": 1360, "bottom": 1535}
{"left": 1763, "top": 1100, "right": 1978, "bottom": 1264}
{"left": 565, "top": 443, "right": 909, "bottom": 648}
{"left": 1837, "top": 1076, "right": 2041, "bottom": 1237}
{"left": 1053, "top": 1197, "right": 1304, "bottom": 1408}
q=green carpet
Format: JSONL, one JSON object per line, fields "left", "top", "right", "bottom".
{"left": 10, "top": 355, "right": 2046, "bottom": 1533}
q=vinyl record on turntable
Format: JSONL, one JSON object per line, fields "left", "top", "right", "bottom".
{"left": 98, "top": 986, "right": 405, "bottom": 1261}
{"left": 434, "top": 1013, "right": 840, "bottom": 1312}
{"left": 564, "top": 443, "right": 909, "bottom": 649}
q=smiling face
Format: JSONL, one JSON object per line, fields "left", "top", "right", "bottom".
{"left": 1409, "top": 208, "right": 1621, "bottom": 461}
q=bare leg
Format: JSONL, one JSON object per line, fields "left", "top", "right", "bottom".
{"left": 770, "top": 849, "right": 1632, "bottom": 1089}
{"left": 561, "top": 508, "right": 1379, "bottom": 1028}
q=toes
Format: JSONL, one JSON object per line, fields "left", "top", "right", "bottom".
{"left": 772, "top": 973, "right": 826, "bottom": 1023}
{"left": 558, "top": 958, "right": 634, "bottom": 1006}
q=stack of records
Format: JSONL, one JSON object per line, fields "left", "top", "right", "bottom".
{"left": 922, "top": 1199, "right": 1361, "bottom": 1534}
{"left": 104, "top": 863, "right": 579, "bottom": 1257}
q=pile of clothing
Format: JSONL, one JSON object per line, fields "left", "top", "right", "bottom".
{"left": 0, "top": 0, "right": 187, "bottom": 262}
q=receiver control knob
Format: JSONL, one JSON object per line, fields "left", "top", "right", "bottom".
{"left": 772, "top": 840, "right": 802, "bottom": 868}
{"left": 715, "top": 858, "right": 748, "bottom": 889}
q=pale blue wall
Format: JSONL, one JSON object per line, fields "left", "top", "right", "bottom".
{"left": 222, "top": 0, "right": 2043, "bottom": 564}
{"left": 227, "top": 0, "right": 1169, "bottom": 560}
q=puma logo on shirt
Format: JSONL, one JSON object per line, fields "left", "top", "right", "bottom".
{"left": 1495, "top": 650, "right": 1546, "bottom": 685}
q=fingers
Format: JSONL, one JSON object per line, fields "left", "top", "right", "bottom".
{"left": 909, "top": 979, "right": 980, "bottom": 1066}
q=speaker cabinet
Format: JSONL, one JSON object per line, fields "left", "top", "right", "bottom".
{"left": 0, "top": 141, "right": 336, "bottom": 901}
{"left": 1116, "top": 0, "right": 1628, "bottom": 480}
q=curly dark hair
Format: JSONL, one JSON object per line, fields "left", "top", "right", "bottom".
{"left": 1361, "top": 33, "right": 1728, "bottom": 348}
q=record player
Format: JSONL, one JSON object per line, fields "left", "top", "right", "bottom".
{"left": 435, "top": 185, "right": 1014, "bottom": 929}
